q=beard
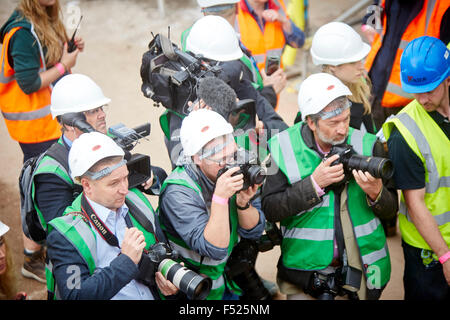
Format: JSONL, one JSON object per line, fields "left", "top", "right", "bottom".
{"left": 316, "top": 125, "right": 347, "bottom": 146}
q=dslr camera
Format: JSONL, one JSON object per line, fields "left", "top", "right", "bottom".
{"left": 137, "top": 242, "right": 212, "bottom": 300}
{"left": 325, "top": 143, "right": 394, "bottom": 190}
{"left": 225, "top": 221, "right": 282, "bottom": 300}
{"left": 216, "top": 148, "right": 266, "bottom": 191}
{"left": 308, "top": 265, "right": 362, "bottom": 300}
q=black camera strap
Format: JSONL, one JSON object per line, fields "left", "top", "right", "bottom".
{"left": 333, "top": 188, "right": 346, "bottom": 263}
{"left": 80, "top": 194, "right": 160, "bottom": 249}
{"left": 80, "top": 194, "right": 121, "bottom": 249}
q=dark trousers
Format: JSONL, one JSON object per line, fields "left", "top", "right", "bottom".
{"left": 402, "top": 240, "right": 450, "bottom": 300}
{"left": 19, "top": 139, "right": 58, "bottom": 163}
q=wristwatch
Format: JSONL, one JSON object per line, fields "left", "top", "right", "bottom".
{"left": 236, "top": 201, "right": 251, "bottom": 210}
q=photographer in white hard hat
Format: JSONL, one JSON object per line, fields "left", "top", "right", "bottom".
{"left": 158, "top": 109, "right": 265, "bottom": 300}
{"left": 23, "top": 74, "right": 166, "bottom": 284}
{"left": 182, "top": 0, "right": 287, "bottom": 108}
{"left": 261, "top": 73, "right": 398, "bottom": 300}
{"left": 46, "top": 132, "right": 178, "bottom": 300}
{"left": 162, "top": 15, "right": 287, "bottom": 169}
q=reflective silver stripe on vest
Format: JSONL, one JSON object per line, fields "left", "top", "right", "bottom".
{"left": 212, "top": 275, "right": 225, "bottom": 290}
{"left": 400, "top": 201, "right": 450, "bottom": 227}
{"left": 386, "top": 82, "right": 414, "bottom": 99}
{"left": 276, "top": 130, "right": 302, "bottom": 183}
{"left": 362, "top": 244, "right": 388, "bottom": 266}
{"left": 252, "top": 53, "right": 266, "bottom": 64}
{"left": 168, "top": 240, "right": 228, "bottom": 267}
{"left": 348, "top": 128, "right": 364, "bottom": 155}
{"left": 281, "top": 226, "right": 334, "bottom": 241}
{"left": 354, "top": 218, "right": 381, "bottom": 238}
{"left": 2, "top": 104, "right": 52, "bottom": 121}
{"left": 396, "top": 113, "right": 450, "bottom": 193}
{"left": 60, "top": 215, "right": 98, "bottom": 264}
{"left": 126, "top": 191, "right": 156, "bottom": 228}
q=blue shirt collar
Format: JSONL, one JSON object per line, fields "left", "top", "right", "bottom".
{"left": 85, "top": 195, "right": 129, "bottom": 223}
{"left": 62, "top": 134, "right": 73, "bottom": 149}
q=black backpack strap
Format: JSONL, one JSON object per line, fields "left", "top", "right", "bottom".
{"left": 44, "top": 142, "right": 69, "bottom": 173}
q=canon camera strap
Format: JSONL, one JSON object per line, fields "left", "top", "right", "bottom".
{"left": 80, "top": 194, "right": 121, "bottom": 249}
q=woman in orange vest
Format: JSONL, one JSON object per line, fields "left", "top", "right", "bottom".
{"left": 236, "top": 0, "right": 305, "bottom": 72}
{"left": 0, "top": 0, "right": 84, "bottom": 162}
{"left": 362, "top": 0, "right": 449, "bottom": 130}
{"left": 0, "top": 0, "right": 84, "bottom": 284}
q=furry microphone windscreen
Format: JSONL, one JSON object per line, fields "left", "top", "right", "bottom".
{"left": 197, "top": 77, "right": 237, "bottom": 119}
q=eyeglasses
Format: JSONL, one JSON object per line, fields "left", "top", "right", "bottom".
{"left": 204, "top": 151, "right": 237, "bottom": 167}
{"left": 84, "top": 105, "right": 107, "bottom": 116}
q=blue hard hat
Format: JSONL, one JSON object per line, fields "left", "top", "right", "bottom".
{"left": 400, "top": 36, "right": 450, "bottom": 94}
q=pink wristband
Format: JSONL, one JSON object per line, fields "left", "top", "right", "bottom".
{"left": 439, "top": 251, "right": 450, "bottom": 264}
{"left": 55, "top": 62, "right": 65, "bottom": 76}
{"left": 361, "top": 24, "right": 371, "bottom": 32}
{"left": 212, "top": 194, "right": 228, "bottom": 205}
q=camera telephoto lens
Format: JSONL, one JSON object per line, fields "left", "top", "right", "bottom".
{"left": 158, "top": 259, "right": 212, "bottom": 300}
{"left": 347, "top": 155, "right": 394, "bottom": 180}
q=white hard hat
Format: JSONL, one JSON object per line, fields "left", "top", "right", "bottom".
{"left": 298, "top": 73, "right": 352, "bottom": 121}
{"left": 0, "top": 220, "right": 9, "bottom": 237}
{"left": 51, "top": 74, "right": 111, "bottom": 118}
{"left": 69, "top": 132, "right": 125, "bottom": 182}
{"left": 180, "top": 109, "right": 234, "bottom": 156}
{"left": 310, "top": 22, "right": 371, "bottom": 66}
{"left": 197, "top": 0, "right": 239, "bottom": 7}
{"left": 186, "top": 15, "right": 243, "bottom": 62}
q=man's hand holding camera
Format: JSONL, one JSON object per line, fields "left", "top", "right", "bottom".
{"left": 311, "top": 154, "right": 345, "bottom": 189}
{"left": 121, "top": 227, "right": 178, "bottom": 296}
{"left": 352, "top": 169, "right": 382, "bottom": 202}
{"left": 311, "top": 153, "right": 383, "bottom": 201}
{"left": 214, "top": 166, "right": 244, "bottom": 199}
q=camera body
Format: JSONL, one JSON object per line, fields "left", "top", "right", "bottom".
{"left": 225, "top": 221, "right": 282, "bottom": 300}
{"left": 325, "top": 143, "right": 394, "bottom": 190}
{"left": 308, "top": 265, "right": 362, "bottom": 300}
{"left": 137, "top": 242, "right": 212, "bottom": 300}
{"left": 216, "top": 149, "right": 266, "bottom": 191}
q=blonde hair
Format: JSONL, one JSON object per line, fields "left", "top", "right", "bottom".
{"left": 0, "top": 241, "right": 18, "bottom": 300}
{"left": 17, "top": 0, "right": 68, "bottom": 66}
{"left": 322, "top": 65, "right": 373, "bottom": 115}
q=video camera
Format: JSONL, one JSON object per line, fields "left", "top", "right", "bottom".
{"left": 136, "top": 242, "right": 212, "bottom": 300}
{"left": 140, "top": 33, "right": 222, "bottom": 115}
{"left": 59, "top": 113, "right": 152, "bottom": 188}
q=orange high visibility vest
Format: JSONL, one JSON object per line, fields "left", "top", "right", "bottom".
{"left": 0, "top": 26, "right": 60, "bottom": 143}
{"left": 236, "top": 0, "right": 288, "bottom": 72}
{"left": 365, "top": 0, "right": 448, "bottom": 108}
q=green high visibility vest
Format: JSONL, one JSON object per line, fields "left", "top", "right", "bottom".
{"left": 46, "top": 189, "right": 158, "bottom": 300}
{"left": 159, "top": 166, "right": 240, "bottom": 300}
{"left": 32, "top": 138, "right": 72, "bottom": 232}
{"left": 383, "top": 99, "right": 450, "bottom": 250}
{"left": 268, "top": 123, "right": 391, "bottom": 288}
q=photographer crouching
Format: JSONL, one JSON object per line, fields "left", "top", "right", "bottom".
{"left": 158, "top": 109, "right": 266, "bottom": 300}
{"left": 261, "top": 73, "right": 398, "bottom": 300}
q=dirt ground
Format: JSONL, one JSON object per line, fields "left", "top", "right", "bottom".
{"left": 0, "top": 0, "right": 404, "bottom": 300}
